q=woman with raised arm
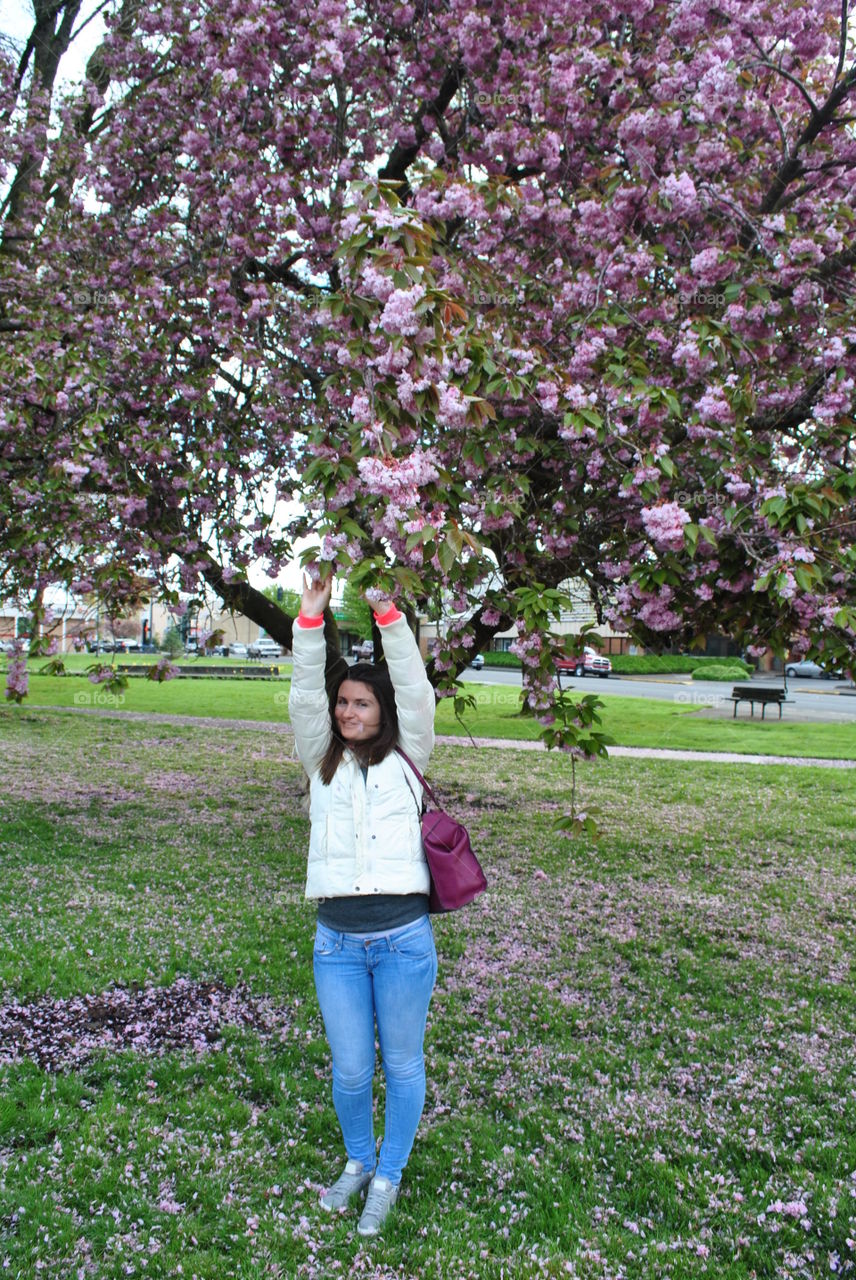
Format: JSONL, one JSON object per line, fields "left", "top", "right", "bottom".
{"left": 288, "top": 573, "right": 437, "bottom": 1238}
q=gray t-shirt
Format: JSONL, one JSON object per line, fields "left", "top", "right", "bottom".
{"left": 316, "top": 892, "right": 429, "bottom": 932}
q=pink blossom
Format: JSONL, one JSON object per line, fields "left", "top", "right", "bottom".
{"left": 357, "top": 449, "right": 439, "bottom": 498}
{"left": 641, "top": 503, "right": 691, "bottom": 551}
{"left": 537, "top": 380, "right": 559, "bottom": 413}
{"left": 637, "top": 597, "right": 682, "bottom": 631}
{"left": 88, "top": 664, "right": 118, "bottom": 686}
{"left": 350, "top": 392, "right": 371, "bottom": 421}
{"left": 359, "top": 263, "right": 395, "bottom": 303}
{"left": 660, "top": 171, "right": 699, "bottom": 217}
{"left": 377, "top": 285, "right": 425, "bottom": 336}
{"left": 436, "top": 382, "right": 469, "bottom": 428}
{"left": 60, "top": 460, "right": 90, "bottom": 484}
{"left": 4, "top": 657, "right": 29, "bottom": 703}
{"left": 150, "top": 657, "right": 179, "bottom": 682}
{"left": 695, "top": 389, "right": 734, "bottom": 424}
{"left": 690, "top": 247, "right": 722, "bottom": 283}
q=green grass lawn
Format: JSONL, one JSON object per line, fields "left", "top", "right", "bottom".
{"left": 434, "top": 681, "right": 856, "bottom": 759}
{"left": 1, "top": 708, "right": 854, "bottom": 1278}
{"left": 16, "top": 667, "right": 856, "bottom": 759}
{"left": 22, "top": 669, "right": 293, "bottom": 722}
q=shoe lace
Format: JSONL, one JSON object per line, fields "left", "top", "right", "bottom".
{"left": 363, "top": 1181, "right": 392, "bottom": 1220}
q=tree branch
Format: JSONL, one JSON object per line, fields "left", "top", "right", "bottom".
{"left": 197, "top": 556, "right": 295, "bottom": 650}
{"left": 769, "top": 239, "right": 856, "bottom": 301}
{"left": 423, "top": 599, "right": 515, "bottom": 688}
{"left": 744, "top": 357, "right": 852, "bottom": 433}
{"left": 834, "top": 0, "right": 849, "bottom": 86}
{"left": 378, "top": 62, "right": 465, "bottom": 195}
{"left": 745, "top": 65, "right": 856, "bottom": 240}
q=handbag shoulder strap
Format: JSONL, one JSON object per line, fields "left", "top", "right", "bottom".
{"left": 395, "top": 747, "right": 441, "bottom": 810}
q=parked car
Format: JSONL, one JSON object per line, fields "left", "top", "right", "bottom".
{"left": 784, "top": 658, "right": 841, "bottom": 679}
{"left": 556, "top": 646, "right": 612, "bottom": 678}
{"left": 226, "top": 642, "right": 249, "bottom": 658}
{"left": 351, "top": 639, "right": 374, "bottom": 660}
{"left": 469, "top": 653, "right": 485, "bottom": 670}
{"left": 248, "top": 638, "right": 283, "bottom": 659}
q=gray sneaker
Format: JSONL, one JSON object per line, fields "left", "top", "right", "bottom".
{"left": 357, "top": 1175, "right": 399, "bottom": 1237}
{"left": 320, "top": 1159, "right": 374, "bottom": 1211}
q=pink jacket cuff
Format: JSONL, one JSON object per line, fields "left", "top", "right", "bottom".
{"left": 373, "top": 604, "right": 402, "bottom": 626}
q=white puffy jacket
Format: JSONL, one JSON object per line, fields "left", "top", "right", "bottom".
{"left": 288, "top": 613, "right": 435, "bottom": 900}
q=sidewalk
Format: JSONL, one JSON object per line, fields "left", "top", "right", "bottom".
{"left": 437, "top": 735, "right": 856, "bottom": 769}
{"left": 31, "top": 704, "right": 856, "bottom": 769}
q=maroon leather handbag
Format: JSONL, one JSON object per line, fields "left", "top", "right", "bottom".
{"left": 396, "top": 748, "right": 487, "bottom": 914}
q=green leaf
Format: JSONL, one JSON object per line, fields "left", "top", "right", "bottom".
{"left": 793, "top": 565, "right": 817, "bottom": 591}
{"left": 37, "top": 658, "right": 66, "bottom": 677}
{"left": 390, "top": 565, "right": 424, "bottom": 594}
{"left": 438, "top": 539, "right": 457, "bottom": 573}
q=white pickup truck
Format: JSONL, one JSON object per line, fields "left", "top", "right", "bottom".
{"left": 248, "top": 638, "right": 283, "bottom": 659}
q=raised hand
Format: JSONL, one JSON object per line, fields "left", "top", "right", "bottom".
{"left": 301, "top": 572, "right": 333, "bottom": 618}
{"left": 364, "top": 585, "right": 394, "bottom": 616}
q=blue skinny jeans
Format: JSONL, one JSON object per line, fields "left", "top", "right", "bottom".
{"left": 312, "top": 914, "right": 438, "bottom": 1185}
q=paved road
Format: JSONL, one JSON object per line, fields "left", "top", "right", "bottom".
{"left": 458, "top": 667, "right": 856, "bottom": 723}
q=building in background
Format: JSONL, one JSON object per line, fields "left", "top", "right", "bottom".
{"left": 418, "top": 577, "right": 632, "bottom": 659}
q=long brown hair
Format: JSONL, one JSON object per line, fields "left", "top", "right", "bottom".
{"left": 319, "top": 661, "right": 399, "bottom": 785}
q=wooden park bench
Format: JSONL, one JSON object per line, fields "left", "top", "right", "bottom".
{"left": 729, "top": 685, "right": 787, "bottom": 720}
{"left": 115, "top": 664, "right": 281, "bottom": 679}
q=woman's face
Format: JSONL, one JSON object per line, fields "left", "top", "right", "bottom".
{"left": 334, "top": 680, "right": 382, "bottom": 743}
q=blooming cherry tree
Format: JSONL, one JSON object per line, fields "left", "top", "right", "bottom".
{"left": 2, "top": 0, "right": 855, "bottom": 709}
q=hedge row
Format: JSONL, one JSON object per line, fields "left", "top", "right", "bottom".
{"left": 481, "top": 651, "right": 523, "bottom": 668}
{"left": 690, "top": 664, "right": 750, "bottom": 682}
{"left": 609, "top": 654, "right": 753, "bottom": 675}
